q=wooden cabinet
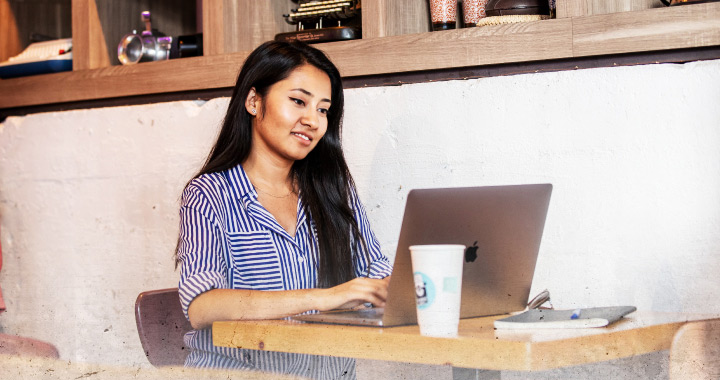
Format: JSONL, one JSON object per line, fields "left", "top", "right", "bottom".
{"left": 1, "top": 0, "right": 720, "bottom": 110}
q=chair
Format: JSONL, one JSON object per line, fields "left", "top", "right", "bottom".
{"left": 1, "top": 224, "right": 7, "bottom": 312}
{"left": 135, "top": 288, "right": 192, "bottom": 367}
{"left": 669, "top": 318, "right": 720, "bottom": 380}
{"left": 0, "top": 333, "right": 60, "bottom": 358}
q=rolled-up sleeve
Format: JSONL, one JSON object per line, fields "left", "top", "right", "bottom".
{"left": 177, "top": 185, "right": 228, "bottom": 320}
{"left": 350, "top": 188, "right": 393, "bottom": 279}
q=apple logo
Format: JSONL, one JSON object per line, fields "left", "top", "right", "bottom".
{"left": 465, "top": 241, "right": 479, "bottom": 263}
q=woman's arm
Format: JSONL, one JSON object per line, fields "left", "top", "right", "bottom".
{"left": 187, "top": 276, "right": 390, "bottom": 330}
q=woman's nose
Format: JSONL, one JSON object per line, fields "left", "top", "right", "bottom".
{"left": 301, "top": 108, "right": 319, "bottom": 129}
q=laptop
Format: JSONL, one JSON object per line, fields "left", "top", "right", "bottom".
{"left": 292, "top": 183, "right": 553, "bottom": 327}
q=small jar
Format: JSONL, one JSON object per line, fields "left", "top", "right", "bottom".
{"left": 463, "top": 0, "right": 489, "bottom": 27}
{"left": 429, "top": 0, "right": 457, "bottom": 30}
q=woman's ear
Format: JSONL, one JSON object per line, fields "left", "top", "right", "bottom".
{"left": 245, "top": 88, "right": 259, "bottom": 116}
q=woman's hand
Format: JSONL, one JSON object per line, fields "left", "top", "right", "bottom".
{"left": 320, "top": 276, "right": 390, "bottom": 311}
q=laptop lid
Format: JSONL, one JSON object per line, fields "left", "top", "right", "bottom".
{"left": 381, "top": 183, "right": 552, "bottom": 326}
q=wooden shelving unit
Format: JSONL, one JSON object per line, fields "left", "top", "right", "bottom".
{"left": 1, "top": 0, "right": 720, "bottom": 110}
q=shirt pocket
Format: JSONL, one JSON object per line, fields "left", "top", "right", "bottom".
{"left": 226, "top": 231, "right": 284, "bottom": 290}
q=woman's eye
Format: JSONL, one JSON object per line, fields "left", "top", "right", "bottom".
{"left": 318, "top": 108, "right": 329, "bottom": 115}
{"left": 291, "top": 98, "right": 305, "bottom": 106}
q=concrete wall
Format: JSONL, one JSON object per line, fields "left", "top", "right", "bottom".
{"left": 1, "top": 59, "right": 719, "bottom": 372}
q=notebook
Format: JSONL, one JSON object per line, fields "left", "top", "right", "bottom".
{"left": 292, "top": 183, "right": 553, "bottom": 327}
{"left": 493, "top": 306, "right": 637, "bottom": 329}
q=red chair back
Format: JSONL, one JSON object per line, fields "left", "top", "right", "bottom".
{"left": 0, "top": 333, "right": 60, "bottom": 358}
{"left": 0, "top": 225, "right": 5, "bottom": 312}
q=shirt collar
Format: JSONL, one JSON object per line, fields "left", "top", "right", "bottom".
{"left": 224, "top": 163, "right": 258, "bottom": 203}
{"left": 224, "top": 163, "right": 308, "bottom": 226}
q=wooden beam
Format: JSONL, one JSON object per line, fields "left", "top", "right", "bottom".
{"left": 71, "top": 0, "right": 110, "bottom": 70}
{"left": 573, "top": 3, "right": 720, "bottom": 57}
{"left": 556, "top": 0, "right": 588, "bottom": 18}
{"left": 362, "top": 0, "right": 430, "bottom": 38}
{"left": 324, "top": 18, "right": 573, "bottom": 77}
{"left": 0, "top": 0, "right": 22, "bottom": 62}
{"left": 0, "top": 53, "right": 243, "bottom": 109}
{"left": 202, "top": 0, "right": 224, "bottom": 55}
{"left": 220, "top": 0, "right": 294, "bottom": 53}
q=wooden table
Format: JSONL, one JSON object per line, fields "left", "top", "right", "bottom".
{"left": 213, "top": 311, "right": 715, "bottom": 372}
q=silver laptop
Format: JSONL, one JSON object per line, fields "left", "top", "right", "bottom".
{"left": 292, "top": 183, "right": 553, "bottom": 327}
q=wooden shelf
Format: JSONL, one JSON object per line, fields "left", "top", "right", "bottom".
{"left": 1, "top": 2, "right": 720, "bottom": 110}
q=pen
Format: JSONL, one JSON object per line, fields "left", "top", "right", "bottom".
{"left": 571, "top": 308, "right": 582, "bottom": 319}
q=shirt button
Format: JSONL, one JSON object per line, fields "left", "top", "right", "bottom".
{"left": 299, "top": 257, "right": 305, "bottom": 263}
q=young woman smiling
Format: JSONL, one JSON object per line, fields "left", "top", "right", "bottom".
{"left": 175, "top": 41, "right": 392, "bottom": 377}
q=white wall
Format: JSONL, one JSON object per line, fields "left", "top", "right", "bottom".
{"left": 0, "top": 100, "right": 225, "bottom": 365}
{"left": 1, "top": 59, "right": 719, "bottom": 368}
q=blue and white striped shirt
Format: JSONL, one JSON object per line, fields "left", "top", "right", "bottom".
{"left": 177, "top": 163, "right": 392, "bottom": 377}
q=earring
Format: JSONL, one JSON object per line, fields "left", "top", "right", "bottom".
{"left": 251, "top": 109, "right": 256, "bottom": 115}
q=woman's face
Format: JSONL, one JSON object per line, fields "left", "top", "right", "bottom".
{"left": 246, "top": 64, "right": 332, "bottom": 165}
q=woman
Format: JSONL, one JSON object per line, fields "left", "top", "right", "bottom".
{"left": 176, "top": 41, "right": 392, "bottom": 377}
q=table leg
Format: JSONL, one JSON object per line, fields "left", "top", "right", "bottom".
{"left": 355, "top": 360, "right": 501, "bottom": 380}
{"left": 452, "top": 367, "right": 501, "bottom": 380}
{"left": 356, "top": 359, "right": 453, "bottom": 380}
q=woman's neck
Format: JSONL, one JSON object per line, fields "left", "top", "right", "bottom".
{"left": 242, "top": 153, "right": 295, "bottom": 196}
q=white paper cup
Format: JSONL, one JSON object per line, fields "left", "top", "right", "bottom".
{"left": 409, "top": 244, "right": 465, "bottom": 337}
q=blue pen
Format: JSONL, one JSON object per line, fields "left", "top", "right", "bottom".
{"left": 571, "top": 308, "right": 582, "bottom": 319}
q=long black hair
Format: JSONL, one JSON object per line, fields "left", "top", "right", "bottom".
{"left": 182, "top": 41, "right": 365, "bottom": 288}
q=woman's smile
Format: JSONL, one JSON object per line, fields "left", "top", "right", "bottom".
{"left": 291, "top": 131, "right": 312, "bottom": 144}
